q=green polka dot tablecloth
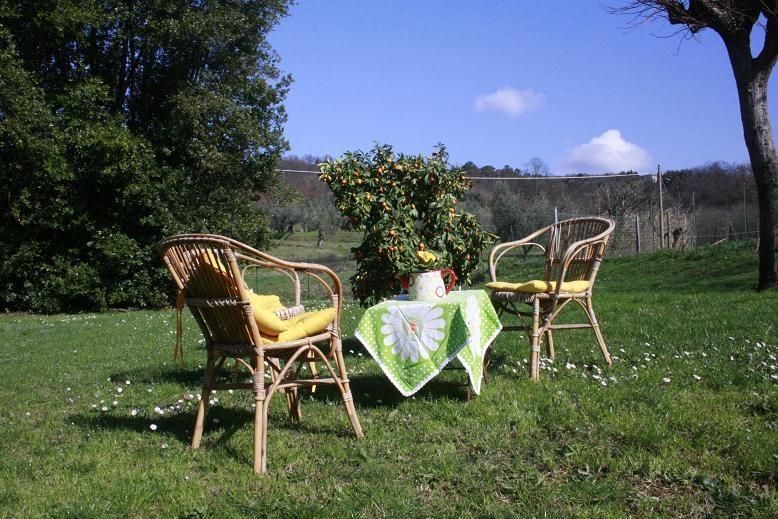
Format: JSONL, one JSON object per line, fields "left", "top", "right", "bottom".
{"left": 354, "top": 290, "right": 502, "bottom": 396}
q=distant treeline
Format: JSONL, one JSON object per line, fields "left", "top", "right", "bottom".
{"left": 270, "top": 156, "right": 757, "bottom": 254}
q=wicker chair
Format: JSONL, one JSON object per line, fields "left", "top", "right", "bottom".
{"left": 487, "top": 217, "right": 615, "bottom": 381}
{"left": 158, "top": 234, "right": 363, "bottom": 474}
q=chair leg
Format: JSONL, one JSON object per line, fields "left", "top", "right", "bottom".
{"left": 342, "top": 387, "right": 363, "bottom": 438}
{"left": 192, "top": 355, "right": 217, "bottom": 449}
{"left": 253, "top": 357, "right": 268, "bottom": 474}
{"left": 267, "top": 359, "right": 301, "bottom": 424}
{"left": 253, "top": 399, "right": 269, "bottom": 474}
{"left": 586, "top": 297, "right": 612, "bottom": 366}
{"left": 544, "top": 329, "right": 555, "bottom": 360}
{"left": 287, "top": 388, "right": 302, "bottom": 424}
{"left": 307, "top": 351, "right": 319, "bottom": 394}
{"left": 333, "top": 340, "right": 363, "bottom": 439}
{"left": 529, "top": 299, "right": 541, "bottom": 381}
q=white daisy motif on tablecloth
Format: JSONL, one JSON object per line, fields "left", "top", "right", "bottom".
{"left": 464, "top": 295, "right": 482, "bottom": 357}
{"left": 380, "top": 304, "right": 446, "bottom": 362}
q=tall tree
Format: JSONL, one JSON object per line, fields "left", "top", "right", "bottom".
{"left": 523, "top": 157, "right": 550, "bottom": 177}
{"left": 0, "top": 0, "right": 291, "bottom": 311}
{"left": 610, "top": 1, "right": 777, "bottom": 289}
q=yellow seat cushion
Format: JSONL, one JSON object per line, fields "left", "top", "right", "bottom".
{"left": 259, "top": 307, "right": 336, "bottom": 343}
{"left": 248, "top": 292, "right": 289, "bottom": 335}
{"left": 486, "top": 279, "right": 590, "bottom": 293}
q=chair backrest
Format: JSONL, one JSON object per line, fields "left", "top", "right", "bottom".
{"left": 544, "top": 217, "right": 615, "bottom": 285}
{"left": 159, "top": 235, "right": 259, "bottom": 348}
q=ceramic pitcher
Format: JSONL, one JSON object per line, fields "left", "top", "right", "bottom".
{"left": 401, "top": 269, "right": 457, "bottom": 301}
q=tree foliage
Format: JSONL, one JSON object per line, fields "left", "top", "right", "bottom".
{"left": 0, "top": 1, "right": 291, "bottom": 312}
{"left": 491, "top": 190, "right": 554, "bottom": 241}
{"left": 320, "top": 144, "right": 494, "bottom": 307}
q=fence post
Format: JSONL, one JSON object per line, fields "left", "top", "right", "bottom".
{"left": 692, "top": 191, "right": 697, "bottom": 249}
{"left": 657, "top": 164, "right": 665, "bottom": 249}
{"left": 553, "top": 207, "right": 558, "bottom": 224}
{"left": 650, "top": 203, "right": 655, "bottom": 252}
{"left": 635, "top": 213, "right": 641, "bottom": 254}
{"left": 742, "top": 169, "right": 748, "bottom": 238}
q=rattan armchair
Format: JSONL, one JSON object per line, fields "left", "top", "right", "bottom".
{"left": 487, "top": 217, "right": 615, "bottom": 381}
{"left": 158, "top": 234, "right": 363, "bottom": 474}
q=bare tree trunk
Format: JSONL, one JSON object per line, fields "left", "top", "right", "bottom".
{"left": 727, "top": 38, "right": 778, "bottom": 289}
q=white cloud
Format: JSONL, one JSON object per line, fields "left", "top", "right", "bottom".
{"left": 474, "top": 87, "right": 543, "bottom": 117}
{"left": 560, "top": 129, "right": 651, "bottom": 173}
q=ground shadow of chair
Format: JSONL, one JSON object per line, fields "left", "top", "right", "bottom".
{"left": 487, "top": 217, "right": 615, "bottom": 381}
{"left": 158, "top": 234, "right": 363, "bottom": 473}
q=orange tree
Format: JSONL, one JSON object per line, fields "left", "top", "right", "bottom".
{"left": 320, "top": 144, "right": 493, "bottom": 306}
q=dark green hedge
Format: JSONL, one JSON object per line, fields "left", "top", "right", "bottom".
{"left": 0, "top": 1, "right": 291, "bottom": 312}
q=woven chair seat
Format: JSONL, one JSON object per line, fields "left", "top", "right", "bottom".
{"left": 488, "top": 291, "right": 536, "bottom": 303}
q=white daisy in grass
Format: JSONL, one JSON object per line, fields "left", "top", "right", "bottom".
{"left": 463, "top": 296, "right": 482, "bottom": 357}
{"left": 380, "top": 304, "right": 446, "bottom": 362}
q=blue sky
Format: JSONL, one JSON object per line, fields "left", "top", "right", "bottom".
{"left": 269, "top": 1, "right": 776, "bottom": 174}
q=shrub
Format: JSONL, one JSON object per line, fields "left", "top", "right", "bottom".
{"left": 320, "top": 144, "right": 493, "bottom": 306}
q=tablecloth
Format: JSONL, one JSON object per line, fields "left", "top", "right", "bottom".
{"left": 354, "top": 290, "right": 501, "bottom": 396}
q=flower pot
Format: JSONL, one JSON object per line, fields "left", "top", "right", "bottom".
{"left": 400, "top": 269, "right": 457, "bottom": 301}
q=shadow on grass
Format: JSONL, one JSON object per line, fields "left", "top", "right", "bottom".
{"left": 68, "top": 394, "right": 376, "bottom": 453}
{"left": 111, "top": 366, "right": 205, "bottom": 387}
{"left": 351, "top": 374, "right": 475, "bottom": 405}
{"left": 340, "top": 337, "right": 368, "bottom": 357}
{"left": 68, "top": 406, "right": 252, "bottom": 445}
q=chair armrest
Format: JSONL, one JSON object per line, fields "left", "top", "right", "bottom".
{"left": 241, "top": 262, "right": 301, "bottom": 304}
{"left": 190, "top": 234, "right": 344, "bottom": 322}
{"left": 551, "top": 235, "right": 610, "bottom": 297}
{"left": 235, "top": 248, "right": 343, "bottom": 318}
{"left": 489, "top": 227, "right": 550, "bottom": 282}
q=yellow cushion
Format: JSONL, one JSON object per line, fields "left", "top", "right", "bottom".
{"left": 249, "top": 293, "right": 284, "bottom": 311}
{"left": 248, "top": 292, "right": 290, "bottom": 335}
{"left": 187, "top": 250, "right": 232, "bottom": 292}
{"left": 486, "top": 279, "right": 590, "bottom": 293}
{"left": 259, "top": 307, "right": 337, "bottom": 343}
{"left": 200, "top": 250, "right": 229, "bottom": 273}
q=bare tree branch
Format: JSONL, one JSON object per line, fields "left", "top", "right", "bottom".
{"left": 755, "top": 1, "right": 778, "bottom": 74}
{"left": 608, "top": 1, "right": 762, "bottom": 38}
{"left": 606, "top": 1, "right": 704, "bottom": 34}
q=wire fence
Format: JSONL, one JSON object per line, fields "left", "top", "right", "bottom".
{"left": 552, "top": 207, "right": 758, "bottom": 257}
{"left": 276, "top": 167, "right": 761, "bottom": 262}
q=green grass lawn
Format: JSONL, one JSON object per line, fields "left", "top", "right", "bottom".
{"left": 1, "top": 242, "right": 777, "bottom": 517}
